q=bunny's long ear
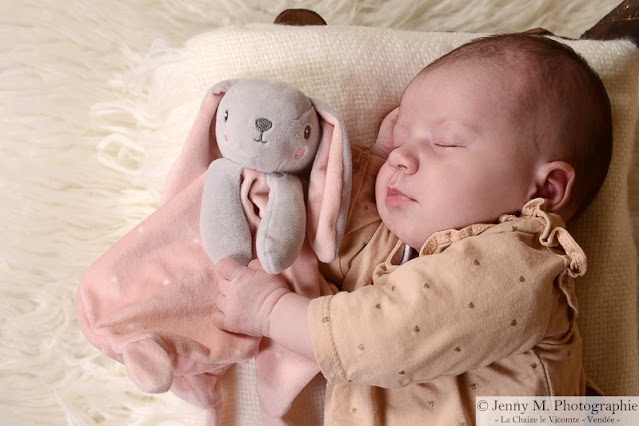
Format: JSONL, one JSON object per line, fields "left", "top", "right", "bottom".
{"left": 160, "top": 80, "right": 236, "bottom": 204}
{"left": 307, "top": 99, "right": 351, "bottom": 263}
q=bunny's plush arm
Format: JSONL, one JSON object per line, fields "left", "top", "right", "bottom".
{"left": 201, "top": 158, "right": 252, "bottom": 266}
{"left": 256, "top": 173, "right": 306, "bottom": 274}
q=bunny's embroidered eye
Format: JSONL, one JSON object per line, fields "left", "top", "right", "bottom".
{"left": 224, "top": 110, "right": 228, "bottom": 122}
{"left": 304, "top": 125, "right": 311, "bottom": 140}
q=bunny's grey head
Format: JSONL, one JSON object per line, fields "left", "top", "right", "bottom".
{"left": 214, "top": 79, "right": 321, "bottom": 173}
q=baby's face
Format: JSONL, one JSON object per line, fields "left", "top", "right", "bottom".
{"left": 375, "top": 63, "right": 540, "bottom": 250}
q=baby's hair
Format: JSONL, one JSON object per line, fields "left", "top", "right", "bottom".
{"left": 419, "top": 33, "right": 613, "bottom": 220}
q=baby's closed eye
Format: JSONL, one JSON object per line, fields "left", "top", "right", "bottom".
{"left": 433, "top": 140, "right": 465, "bottom": 149}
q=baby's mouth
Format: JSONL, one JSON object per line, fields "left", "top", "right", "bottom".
{"left": 386, "top": 187, "right": 415, "bottom": 206}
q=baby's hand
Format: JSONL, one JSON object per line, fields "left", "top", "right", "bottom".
{"left": 213, "top": 258, "right": 290, "bottom": 337}
{"left": 370, "top": 107, "right": 399, "bottom": 159}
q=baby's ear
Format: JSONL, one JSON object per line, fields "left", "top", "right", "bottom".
{"left": 530, "top": 161, "right": 575, "bottom": 215}
{"left": 370, "top": 107, "right": 399, "bottom": 159}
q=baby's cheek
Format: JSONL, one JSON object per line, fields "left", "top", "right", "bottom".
{"left": 374, "top": 172, "right": 390, "bottom": 215}
{"left": 374, "top": 172, "right": 385, "bottom": 202}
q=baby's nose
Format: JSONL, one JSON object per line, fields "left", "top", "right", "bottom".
{"left": 255, "top": 118, "right": 273, "bottom": 132}
{"left": 388, "top": 147, "right": 418, "bottom": 174}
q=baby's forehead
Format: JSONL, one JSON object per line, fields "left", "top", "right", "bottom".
{"left": 409, "top": 59, "right": 542, "bottom": 113}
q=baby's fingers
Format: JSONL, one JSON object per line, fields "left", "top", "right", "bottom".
{"left": 211, "top": 304, "right": 227, "bottom": 330}
{"left": 247, "top": 258, "right": 265, "bottom": 271}
{"left": 212, "top": 292, "right": 238, "bottom": 332}
{"left": 215, "top": 257, "right": 245, "bottom": 280}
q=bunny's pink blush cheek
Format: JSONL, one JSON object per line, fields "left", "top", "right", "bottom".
{"left": 224, "top": 133, "right": 229, "bottom": 144}
{"left": 294, "top": 147, "right": 305, "bottom": 159}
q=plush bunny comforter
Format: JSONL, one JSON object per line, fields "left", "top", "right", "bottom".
{"left": 77, "top": 80, "right": 351, "bottom": 425}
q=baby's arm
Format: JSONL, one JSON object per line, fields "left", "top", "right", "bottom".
{"left": 214, "top": 229, "right": 564, "bottom": 390}
{"left": 213, "top": 257, "right": 316, "bottom": 362}
{"left": 309, "top": 232, "right": 566, "bottom": 388}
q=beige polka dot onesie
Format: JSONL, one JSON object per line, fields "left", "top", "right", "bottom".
{"left": 312, "top": 146, "right": 587, "bottom": 425}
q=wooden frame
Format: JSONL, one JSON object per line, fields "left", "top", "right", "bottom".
{"left": 582, "top": 0, "right": 639, "bottom": 45}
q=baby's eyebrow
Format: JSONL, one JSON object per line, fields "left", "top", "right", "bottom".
{"left": 431, "top": 118, "right": 479, "bottom": 136}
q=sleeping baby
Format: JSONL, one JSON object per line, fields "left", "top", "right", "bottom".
{"left": 212, "top": 33, "right": 612, "bottom": 425}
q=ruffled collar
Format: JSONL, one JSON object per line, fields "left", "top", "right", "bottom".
{"left": 387, "top": 198, "right": 586, "bottom": 278}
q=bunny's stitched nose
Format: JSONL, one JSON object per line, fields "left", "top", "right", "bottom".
{"left": 255, "top": 118, "right": 272, "bottom": 132}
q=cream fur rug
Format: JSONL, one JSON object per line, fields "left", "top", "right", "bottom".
{"left": 0, "top": 0, "right": 628, "bottom": 425}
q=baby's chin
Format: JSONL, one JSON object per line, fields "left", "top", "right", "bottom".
{"left": 376, "top": 202, "right": 422, "bottom": 249}
{"left": 387, "top": 223, "right": 428, "bottom": 251}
